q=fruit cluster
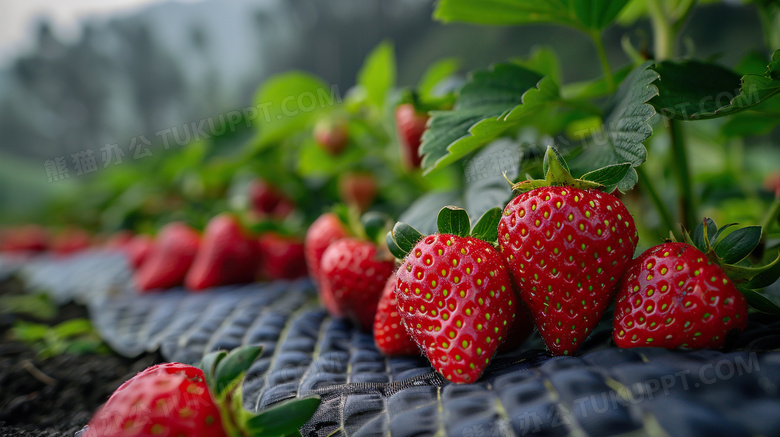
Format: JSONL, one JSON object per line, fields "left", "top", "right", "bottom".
{"left": 307, "top": 147, "right": 779, "bottom": 384}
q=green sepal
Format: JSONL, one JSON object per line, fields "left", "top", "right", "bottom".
{"left": 738, "top": 287, "right": 780, "bottom": 315}
{"left": 387, "top": 223, "right": 424, "bottom": 259}
{"left": 510, "top": 146, "right": 603, "bottom": 193}
{"left": 361, "top": 212, "right": 393, "bottom": 246}
{"left": 470, "top": 207, "right": 502, "bottom": 244}
{"left": 692, "top": 218, "right": 717, "bottom": 253}
{"left": 714, "top": 226, "right": 762, "bottom": 264}
{"left": 437, "top": 206, "right": 470, "bottom": 237}
{"left": 721, "top": 252, "right": 780, "bottom": 283}
{"left": 579, "top": 163, "right": 632, "bottom": 192}
{"left": 200, "top": 350, "right": 228, "bottom": 388}
{"left": 746, "top": 254, "right": 780, "bottom": 289}
{"left": 213, "top": 345, "right": 264, "bottom": 397}
{"left": 245, "top": 397, "right": 322, "bottom": 436}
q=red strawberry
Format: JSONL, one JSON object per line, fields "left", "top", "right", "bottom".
{"left": 134, "top": 223, "right": 200, "bottom": 292}
{"left": 85, "top": 346, "right": 320, "bottom": 437}
{"left": 497, "top": 148, "right": 638, "bottom": 356}
{"left": 51, "top": 227, "right": 91, "bottom": 256}
{"left": 339, "top": 172, "right": 378, "bottom": 213}
{"left": 394, "top": 103, "right": 429, "bottom": 169}
{"left": 313, "top": 118, "right": 348, "bottom": 155}
{"left": 0, "top": 225, "right": 48, "bottom": 253}
{"left": 84, "top": 363, "right": 226, "bottom": 437}
{"left": 125, "top": 235, "right": 155, "bottom": 270}
{"left": 105, "top": 231, "right": 134, "bottom": 249}
{"left": 374, "top": 273, "right": 419, "bottom": 356}
{"left": 248, "top": 179, "right": 294, "bottom": 219}
{"left": 614, "top": 242, "right": 748, "bottom": 349}
{"left": 185, "top": 214, "right": 260, "bottom": 291}
{"left": 257, "top": 232, "right": 308, "bottom": 280}
{"left": 305, "top": 213, "right": 351, "bottom": 314}
{"left": 497, "top": 304, "right": 535, "bottom": 353}
{"left": 320, "top": 238, "right": 395, "bottom": 331}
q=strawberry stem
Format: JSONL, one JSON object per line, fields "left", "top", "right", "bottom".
{"left": 637, "top": 166, "right": 677, "bottom": 233}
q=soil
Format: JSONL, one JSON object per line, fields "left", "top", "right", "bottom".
{"left": 0, "top": 278, "right": 163, "bottom": 437}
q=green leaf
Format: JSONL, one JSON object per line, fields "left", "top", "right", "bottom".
{"left": 462, "top": 139, "right": 520, "bottom": 221}
{"left": 12, "top": 321, "right": 49, "bottom": 343}
{"left": 387, "top": 223, "right": 424, "bottom": 259}
{"left": 434, "top": 0, "right": 629, "bottom": 31}
{"left": 251, "top": 72, "right": 334, "bottom": 149}
{"left": 722, "top": 94, "right": 780, "bottom": 137}
{"left": 692, "top": 218, "right": 717, "bottom": 253}
{"left": 213, "top": 345, "right": 264, "bottom": 396}
{"left": 746, "top": 255, "right": 780, "bottom": 289}
{"left": 398, "top": 190, "right": 463, "bottom": 236}
{"left": 418, "top": 58, "right": 461, "bottom": 100}
{"left": 740, "top": 288, "right": 780, "bottom": 315}
{"left": 420, "top": 64, "right": 553, "bottom": 174}
{"left": 470, "top": 207, "right": 503, "bottom": 243}
{"left": 715, "top": 226, "right": 762, "bottom": 264}
{"left": 200, "top": 350, "right": 228, "bottom": 388}
{"left": 437, "top": 206, "right": 471, "bottom": 237}
{"left": 577, "top": 61, "right": 658, "bottom": 192}
{"left": 513, "top": 47, "right": 562, "bottom": 85}
{"left": 246, "top": 397, "right": 321, "bottom": 436}
{"left": 651, "top": 51, "right": 780, "bottom": 120}
{"left": 53, "top": 319, "right": 94, "bottom": 338}
{"left": 356, "top": 40, "right": 396, "bottom": 110}
{"left": 579, "top": 162, "right": 632, "bottom": 189}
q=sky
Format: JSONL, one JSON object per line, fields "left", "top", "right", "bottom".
{"left": 0, "top": 0, "right": 199, "bottom": 63}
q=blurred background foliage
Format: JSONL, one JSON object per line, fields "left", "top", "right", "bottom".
{"left": 0, "top": 0, "right": 777, "bottom": 252}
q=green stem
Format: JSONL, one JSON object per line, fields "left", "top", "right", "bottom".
{"left": 669, "top": 120, "right": 696, "bottom": 231}
{"left": 637, "top": 166, "right": 676, "bottom": 233}
{"left": 590, "top": 31, "right": 615, "bottom": 94}
{"left": 760, "top": 195, "right": 780, "bottom": 241}
{"left": 646, "top": 0, "right": 674, "bottom": 60}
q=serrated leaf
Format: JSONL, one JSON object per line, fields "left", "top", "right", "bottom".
{"left": 434, "top": 0, "right": 629, "bottom": 31}
{"left": 246, "top": 397, "right": 321, "bottom": 436}
{"left": 577, "top": 61, "right": 658, "bottom": 192}
{"left": 213, "top": 345, "right": 264, "bottom": 396}
{"left": 420, "top": 64, "right": 554, "bottom": 174}
{"left": 356, "top": 40, "right": 396, "bottom": 110}
{"left": 387, "top": 223, "right": 424, "bottom": 259}
{"left": 714, "top": 226, "right": 762, "bottom": 264}
{"left": 692, "top": 218, "right": 717, "bottom": 253}
{"left": 250, "top": 72, "right": 333, "bottom": 150}
{"left": 418, "top": 58, "right": 461, "bottom": 100}
{"left": 740, "top": 288, "right": 780, "bottom": 315}
{"left": 437, "top": 206, "right": 471, "bottom": 237}
{"left": 651, "top": 51, "right": 780, "bottom": 120}
{"left": 470, "top": 207, "right": 502, "bottom": 243}
{"left": 580, "top": 162, "right": 632, "bottom": 189}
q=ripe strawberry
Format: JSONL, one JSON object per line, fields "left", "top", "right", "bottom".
{"left": 320, "top": 238, "right": 395, "bottom": 331}
{"left": 248, "top": 179, "right": 294, "bottom": 219}
{"left": 134, "top": 223, "right": 200, "bottom": 292}
{"left": 257, "top": 232, "right": 308, "bottom": 280}
{"left": 105, "top": 231, "right": 134, "bottom": 249}
{"left": 0, "top": 225, "right": 48, "bottom": 253}
{"left": 613, "top": 219, "right": 779, "bottom": 349}
{"left": 84, "top": 363, "right": 226, "bottom": 437}
{"left": 374, "top": 273, "right": 419, "bottom": 356}
{"left": 394, "top": 103, "right": 429, "bottom": 169}
{"left": 125, "top": 235, "right": 155, "bottom": 270}
{"left": 51, "top": 227, "right": 91, "bottom": 256}
{"left": 305, "top": 212, "right": 351, "bottom": 314}
{"left": 339, "top": 172, "right": 378, "bottom": 213}
{"left": 497, "top": 147, "right": 638, "bottom": 356}
{"left": 497, "top": 304, "right": 535, "bottom": 354}
{"left": 186, "top": 214, "right": 260, "bottom": 291}
{"left": 85, "top": 346, "right": 320, "bottom": 437}
{"left": 388, "top": 207, "right": 518, "bottom": 383}
{"left": 313, "top": 118, "right": 348, "bottom": 155}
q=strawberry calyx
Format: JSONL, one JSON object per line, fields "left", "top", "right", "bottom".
{"left": 332, "top": 203, "right": 393, "bottom": 249}
{"left": 386, "top": 205, "right": 502, "bottom": 259}
{"left": 509, "top": 146, "right": 633, "bottom": 194}
{"left": 198, "top": 346, "right": 321, "bottom": 437}
{"left": 679, "top": 218, "right": 780, "bottom": 315}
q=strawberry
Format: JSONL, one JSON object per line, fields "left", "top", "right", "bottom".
{"left": 313, "top": 118, "right": 348, "bottom": 155}
{"left": 394, "top": 103, "right": 429, "bottom": 169}
{"left": 320, "top": 237, "right": 395, "bottom": 331}
{"left": 248, "top": 179, "right": 294, "bottom": 219}
{"left": 614, "top": 219, "right": 780, "bottom": 349}
{"left": 186, "top": 214, "right": 260, "bottom": 291}
{"left": 125, "top": 235, "right": 155, "bottom": 270}
{"left": 257, "top": 232, "right": 308, "bottom": 280}
{"left": 339, "top": 172, "right": 378, "bottom": 213}
{"left": 0, "top": 225, "right": 48, "bottom": 253}
{"left": 51, "top": 227, "right": 91, "bottom": 256}
{"left": 374, "top": 273, "right": 419, "bottom": 356}
{"left": 304, "top": 212, "right": 351, "bottom": 315}
{"left": 105, "top": 231, "right": 134, "bottom": 249}
{"left": 497, "top": 304, "right": 535, "bottom": 354}
{"left": 134, "top": 223, "right": 200, "bottom": 292}
{"left": 497, "top": 147, "right": 638, "bottom": 356}
{"left": 387, "top": 206, "right": 518, "bottom": 383}
{"left": 85, "top": 346, "right": 320, "bottom": 437}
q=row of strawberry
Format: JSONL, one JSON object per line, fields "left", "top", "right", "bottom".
{"left": 305, "top": 147, "right": 780, "bottom": 385}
